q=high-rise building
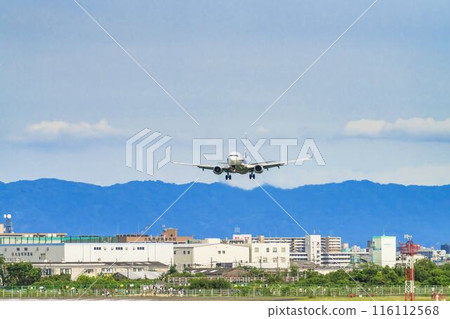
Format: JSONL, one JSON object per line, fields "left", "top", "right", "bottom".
{"left": 305, "top": 235, "right": 322, "bottom": 265}
{"left": 372, "top": 235, "right": 397, "bottom": 267}
{"left": 321, "top": 236, "right": 342, "bottom": 252}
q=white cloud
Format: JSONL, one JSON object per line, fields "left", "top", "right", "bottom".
{"left": 254, "top": 125, "right": 270, "bottom": 135}
{"left": 10, "top": 119, "right": 122, "bottom": 142}
{"left": 344, "top": 117, "right": 450, "bottom": 141}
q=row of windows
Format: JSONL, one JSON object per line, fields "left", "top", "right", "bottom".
{"left": 259, "top": 257, "right": 287, "bottom": 263}
{"left": 11, "top": 252, "right": 33, "bottom": 257}
{"left": 8, "top": 247, "right": 50, "bottom": 252}
{"left": 174, "top": 250, "right": 191, "bottom": 255}
{"left": 92, "top": 246, "right": 145, "bottom": 251}
{"left": 254, "top": 247, "right": 286, "bottom": 253}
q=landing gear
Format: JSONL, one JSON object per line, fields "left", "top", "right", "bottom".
{"left": 225, "top": 174, "right": 232, "bottom": 180}
{"left": 249, "top": 173, "right": 256, "bottom": 179}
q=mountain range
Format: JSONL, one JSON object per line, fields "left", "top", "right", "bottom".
{"left": 0, "top": 179, "right": 448, "bottom": 247}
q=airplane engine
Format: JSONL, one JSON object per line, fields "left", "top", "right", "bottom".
{"left": 254, "top": 165, "right": 263, "bottom": 174}
{"left": 213, "top": 166, "right": 223, "bottom": 175}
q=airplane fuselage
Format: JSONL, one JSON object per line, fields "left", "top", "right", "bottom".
{"left": 226, "top": 152, "right": 249, "bottom": 174}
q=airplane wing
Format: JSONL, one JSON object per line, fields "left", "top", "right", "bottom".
{"left": 171, "top": 161, "right": 230, "bottom": 172}
{"left": 249, "top": 156, "right": 312, "bottom": 170}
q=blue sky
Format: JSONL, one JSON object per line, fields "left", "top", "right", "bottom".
{"left": 1, "top": 0, "right": 449, "bottom": 188}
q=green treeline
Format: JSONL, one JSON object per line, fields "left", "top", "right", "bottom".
{"left": 1, "top": 257, "right": 449, "bottom": 289}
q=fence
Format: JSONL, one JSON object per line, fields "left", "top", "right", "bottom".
{"left": 0, "top": 285, "right": 448, "bottom": 299}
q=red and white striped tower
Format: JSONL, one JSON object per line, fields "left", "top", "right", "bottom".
{"left": 399, "top": 234, "right": 420, "bottom": 301}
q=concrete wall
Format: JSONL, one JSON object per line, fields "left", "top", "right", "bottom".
{"left": 0, "top": 244, "right": 65, "bottom": 263}
{"left": 174, "top": 244, "right": 249, "bottom": 269}
{"left": 63, "top": 243, "right": 174, "bottom": 264}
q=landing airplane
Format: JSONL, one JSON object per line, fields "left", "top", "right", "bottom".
{"left": 172, "top": 152, "right": 311, "bottom": 180}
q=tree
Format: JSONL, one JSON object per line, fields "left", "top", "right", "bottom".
{"left": 0, "top": 257, "right": 6, "bottom": 286}
{"left": 290, "top": 264, "right": 299, "bottom": 277}
{"left": 326, "top": 269, "right": 350, "bottom": 285}
{"left": 5, "top": 262, "right": 41, "bottom": 286}
{"left": 168, "top": 265, "right": 177, "bottom": 275}
{"left": 188, "top": 278, "right": 231, "bottom": 289}
{"left": 414, "top": 259, "right": 437, "bottom": 283}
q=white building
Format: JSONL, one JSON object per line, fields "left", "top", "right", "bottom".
{"left": 372, "top": 235, "right": 396, "bottom": 267}
{"left": 253, "top": 235, "right": 343, "bottom": 266}
{"left": 0, "top": 242, "right": 174, "bottom": 266}
{"left": 254, "top": 236, "right": 305, "bottom": 256}
{"left": 63, "top": 242, "right": 173, "bottom": 264}
{"left": 249, "top": 242, "right": 290, "bottom": 269}
{"left": 174, "top": 243, "right": 249, "bottom": 270}
{"left": 305, "top": 235, "right": 322, "bottom": 265}
{"left": 34, "top": 261, "right": 168, "bottom": 280}
{"left": 321, "top": 252, "right": 351, "bottom": 267}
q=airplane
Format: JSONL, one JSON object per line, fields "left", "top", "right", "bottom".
{"left": 172, "top": 151, "right": 311, "bottom": 180}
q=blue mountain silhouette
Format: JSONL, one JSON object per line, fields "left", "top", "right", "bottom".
{"left": 0, "top": 179, "right": 448, "bottom": 247}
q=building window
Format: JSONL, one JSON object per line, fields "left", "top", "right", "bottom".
{"left": 281, "top": 247, "right": 286, "bottom": 253}
{"left": 183, "top": 251, "right": 186, "bottom": 255}
{"left": 94, "top": 247, "right": 101, "bottom": 250}
{"left": 254, "top": 247, "right": 259, "bottom": 253}
{"left": 60, "top": 268, "right": 72, "bottom": 275}
{"left": 222, "top": 250, "right": 225, "bottom": 254}
{"left": 101, "top": 268, "right": 113, "bottom": 273}
{"left": 263, "top": 258, "right": 267, "bottom": 263}
{"left": 115, "top": 247, "right": 123, "bottom": 250}
{"left": 281, "top": 257, "right": 286, "bottom": 263}
{"left": 137, "top": 247, "right": 145, "bottom": 250}
{"left": 174, "top": 251, "right": 177, "bottom": 255}
{"left": 273, "top": 258, "right": 277, "bottom": 263}
{"left": 24, "top": 247, "right": 28, "bottom": 251}
{"left": 187, "top": 251, "right": 191, "bottom": 254}
{"left": 273, "top": 247, "right": 278, "bottom": 253}
{"left": 16, "top": 248, "right": 20, "bottom": 251}
{"left": 42, "top": 268, "right": 52, "bottom": 276}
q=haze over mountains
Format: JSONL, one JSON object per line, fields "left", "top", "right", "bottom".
{"left": 0, "top": 179, "right": 448, "bottom": 247}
